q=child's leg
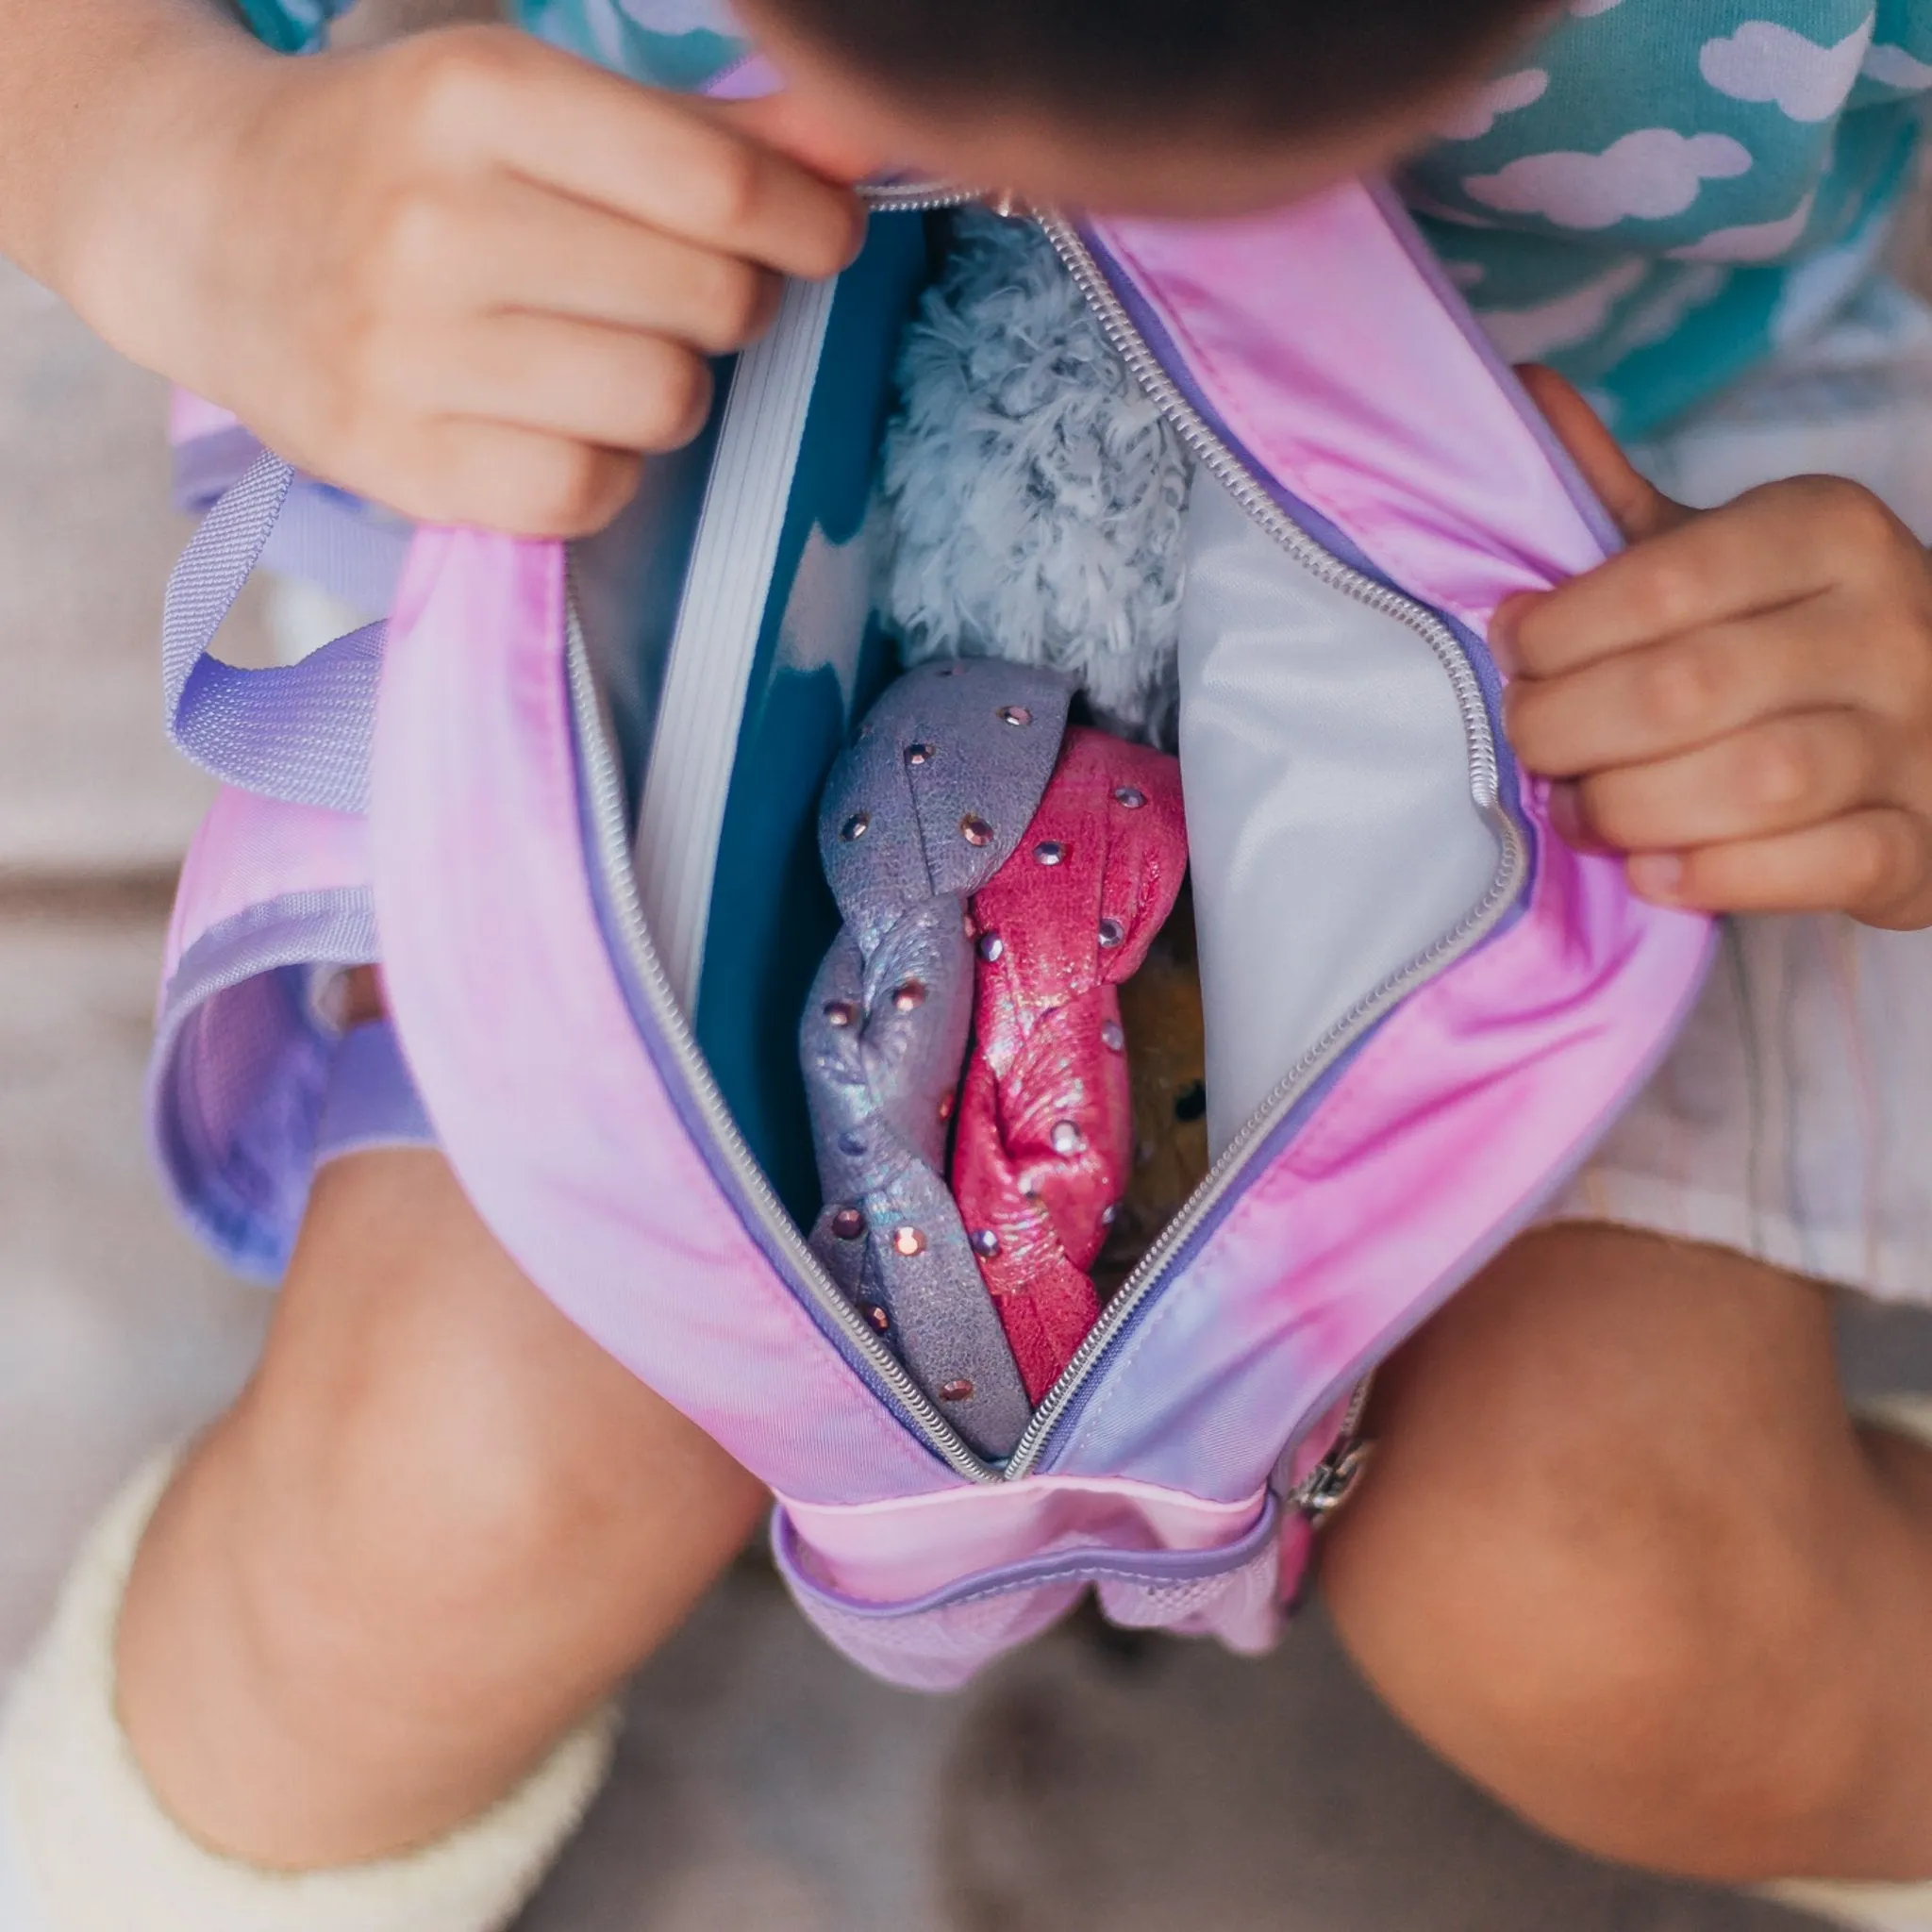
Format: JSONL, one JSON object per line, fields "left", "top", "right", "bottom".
{"left": 1324, "top": 1223, "right": 1932, "bottom": 1884}
{"left": 112, "top": 1143, "right": 766, "bottom": 1871}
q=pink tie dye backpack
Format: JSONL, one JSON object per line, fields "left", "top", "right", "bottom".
{"left": 151, "top": 142, "right": 1713, "bottom": 1690}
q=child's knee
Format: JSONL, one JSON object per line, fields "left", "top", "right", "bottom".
{"left": 209, "top": 1150, "right": 766, "bottom": 1695}
{"left": 1320, "top": 1232, "right": 1865, "bottom": 1875}
{"left": 1330, "top": 1469, "right": 1843, "bottom": 1867}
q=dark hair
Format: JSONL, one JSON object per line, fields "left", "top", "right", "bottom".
{"left": 758, "top": 0, "right": 1540, "bottom": 138}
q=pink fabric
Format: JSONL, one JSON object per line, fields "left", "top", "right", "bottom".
{"left": 168, "top": 390, "right": 243, "bottom": 446}
{"left": 953, "top": 729, "right": 1187, "bottom": 1399}
{"left": 780, "top": 1472, "right": 1268, "bottom": 1605}
{"left": 164, "top": 789, "right": 370, "bottom": 982}
{"left": 785, "top": 1572, "right": 1085, "bottom": 1694}
{"left": 1095, "top": 1551, "right": 1281, "bottom": 1653}
{"left": 147, "top": 168, "right": 1715, "bottom": 1693}
{"left": 1047, "top": 796, "right": 1713, "bottom": 1493}
{"left": 1025, "top": 198, "right": 1715, "bottom": 1495}
{"left": 774, "top": 1479, "right": 1287, "bottom": 1690}
{"left": 370, "top": 525, "right": 961, "bottom": 1505}
{"left": 1091, "top": 190, "right": 1607, "bottom": 638}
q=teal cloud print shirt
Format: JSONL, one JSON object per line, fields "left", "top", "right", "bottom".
{"left": 229, "top": 0, "right": 1929, "bottom": 441}
{"left": 1406, "top": 0, "right": 1932, "bottom": 434}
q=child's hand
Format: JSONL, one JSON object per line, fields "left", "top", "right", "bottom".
{"left": 1498, "top": 366, "right": 1932, "bottom": 930}
{"left": 72, "top": 26, "right": 871, "bottom": 535}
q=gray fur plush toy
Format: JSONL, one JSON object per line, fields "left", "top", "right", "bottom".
{"left": 874, "top": 210, "right": 1194, "bottom": 748}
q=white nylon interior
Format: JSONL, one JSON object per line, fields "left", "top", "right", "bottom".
{"left": 1178, "top": 476, "right": 1505, "bottom": 1152}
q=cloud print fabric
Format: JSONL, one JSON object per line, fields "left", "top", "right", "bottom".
{"left": 1699, "top": 17, "right": 1874, "bottom": 118}
{"left": 1464, "top": 128, "right": 1754, "bottom": 227}
{"left": 1407, "top": 0, "right": 1932, "bottom": 435}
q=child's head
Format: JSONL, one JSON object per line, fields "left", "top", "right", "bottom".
{"left": 739, "top": 0, "right": 1546, "bottom": 214}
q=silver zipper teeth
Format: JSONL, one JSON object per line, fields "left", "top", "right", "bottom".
{"left": 563, "top": 595, "right": 996, "bottom": 1483}
{"left": 567, "top": 201, "right": 1526, "bottom": 1490}
{"left": 999, "top": 216, "right": 1529, "bottom": 1479}
{"left": 1035, "top": 214, "right": 1503, "bottom": 807}
{"left": 860, "top": 180, "right": 981, "bottom": 213}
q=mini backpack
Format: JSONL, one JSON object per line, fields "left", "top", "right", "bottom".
{"left": 151, "top": 67, "right": 1713, "bottom": 1692}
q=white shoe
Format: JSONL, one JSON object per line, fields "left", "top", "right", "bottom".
{"left": 0, "top": 1455, "right": 617, "bottom": 1931}
{"left": 0, "top": 1771, "right": 48, "bottom": 1930}
{"left": 1766, "top": 1878, "right": 1932, "bottom": 1931}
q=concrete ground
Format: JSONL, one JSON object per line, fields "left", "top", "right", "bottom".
{"left": 0, "top": 235, "right": 1913, "bottom": 1929}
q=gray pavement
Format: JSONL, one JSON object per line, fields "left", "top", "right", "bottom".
{"left": 0, "top": 266, "right": 215, "bottom": 882}
{"left": 0, "top": 258, "right": 1888, "bottom": 1930}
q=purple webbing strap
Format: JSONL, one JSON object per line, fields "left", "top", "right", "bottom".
{"left": 162, "top": 450, "right": 386, "bottom": 812}
{"left": 314, "top": 1018, "right": 439, "bottom": 1166}
{"left": 259, "top": 483, "right": 411, "bottom": 619}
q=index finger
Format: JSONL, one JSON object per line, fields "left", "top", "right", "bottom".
{"left": 486, "top": 52, "right": 867, "bottom": 281}
{"left": 718, "top": 91, "right": 886, "bottom": 186}
{"left": 1502, "top": 489, "right": 1845, "bottom": 682}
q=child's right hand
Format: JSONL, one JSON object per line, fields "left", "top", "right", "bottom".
{"left": 68, "top": 26, "right": 871, "bottom": 535}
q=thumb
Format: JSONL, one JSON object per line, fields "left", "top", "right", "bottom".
{"left": 715, "top": 90, "right": 885, "bottom": 186}
{"left": 1516, "top": 363, "right": 1690, "bottom": 544}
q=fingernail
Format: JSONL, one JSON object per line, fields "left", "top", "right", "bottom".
{"left": 1627, "top": 852, "right": 1685, "bottom": 902}
{"left": 1488, "top": 602, "right": 1521, "bottom": 677}
{"left": 1546, "top": 781, "right": 1607, "bottom": 855}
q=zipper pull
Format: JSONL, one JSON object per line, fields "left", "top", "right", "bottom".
{"left": 1291, "top": 1437, "right": 1372, "bottom": 1519}
{"left": 1288, "top": 1376, "right": 1375, "bottom": 1520}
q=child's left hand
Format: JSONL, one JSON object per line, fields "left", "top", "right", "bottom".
{"left": 1497, "top": 365, "right": 1932, "bottom": 930}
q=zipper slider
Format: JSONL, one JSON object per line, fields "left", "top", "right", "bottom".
{"left": 988, "top": 188, "right": 1031, "bottom": 220}
{"left": 1287, "top": 1378, "right": 1375, "bottom": 1519}
{"left": 1291, "top": 1437, "right": 1372, "bottom": 1519}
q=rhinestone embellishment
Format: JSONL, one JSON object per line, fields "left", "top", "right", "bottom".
{"left": 1100, "top": 1202, "right": 1120, "bottom": 1227}
{"left": 1033, "top": 841, "right": 1064, "bottom": 867}
{"left": 938, "top": 1378, "right": 975, "bottom": 1403}
{"left": 977, "top": 933, "right": 1005, "bottom": 963}
{"left": 959, "top": 814, "right": 993, "bottom": 847}
{"left": 891, "top": 1224, "right": 926, "bottom": 1257}
{"left": 971, "top": 1228, "right": 1001, "bottom": 1258}
{"left": 841, "top": 811, "right": 870, "bottom": 841}
{"left": 1050, "top": 1119, "right": 1086, "bottom": 1157}
{"left": 938, "top": 1092, "right": 955, "bottom": 1124}
{"left": 891, "top": 979, "right": 927, "bottom": 1012}
{"left": 1101, "top": 1020, "right": 1125, "bottom": 1053}
{"left": 905, "top": 742, "right": 935, "bottom": 767}
{"left": 1097, "top": 917, "right": 1126, "bottom": 949}
{"left": 1113, "top": 786, "right": 1145, "bottom": 809}
{"left": 823, "top": 999, "right": 858, "bottom": 1028}
{"left": 862, "top": 1302, "right": 891, "bottom": 1334}
{"left": 830, "top": 1207, "right": 864, "bottom": 1241}
{"left": 997, "top": 705, "right": 1032, "bottom": 727}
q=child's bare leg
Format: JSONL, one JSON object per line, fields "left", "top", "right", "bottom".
{"left": 114, "top": 1145, "right": 766, "bottom": 1870}
{"left": 1324, "top": 1224, "right": 1932, "bottom": 1883}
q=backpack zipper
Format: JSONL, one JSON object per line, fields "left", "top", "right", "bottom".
{"left": 1283, "top": 1376, "right": 1375, "bottom": 1517}
{"left": 632, "top": 270, "right": 841, "bottom": 1010}
{"left": 568, "top": 608, "right": 995, "bottom": 1481}
{"left": 566, "top": 194, "right": 1525, "bottom": 1493}
{"left": 631, "top": 179, "right": 973, "bottom": 1008}
{"left": 1000, "top": 216, "right": 1525, "bottom": 1479}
